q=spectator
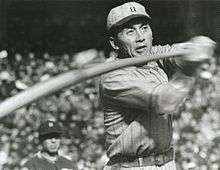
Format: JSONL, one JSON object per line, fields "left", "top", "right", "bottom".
{"left": 21, "top": 120, "right": 77, "bottom": 170}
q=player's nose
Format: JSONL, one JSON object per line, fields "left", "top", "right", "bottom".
{"left": 51, "top": 138, "right": 57, "bottom": 142}
{"left": 135, "top": 29, "right": 145, "bottom": 42}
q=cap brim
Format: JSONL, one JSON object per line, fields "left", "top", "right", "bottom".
{"left": 111, "top": 14, "right": 151, "bottom": 30}
{"left": 39, "top": 130, "right": 63, "bottom": 136}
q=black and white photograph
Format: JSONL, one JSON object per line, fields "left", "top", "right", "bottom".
{"left": 0, "top": 0, "right": 219, "bottom": 169}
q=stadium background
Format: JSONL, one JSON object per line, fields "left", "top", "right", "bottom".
{"left": 0, "top": 0, "right": 220, "bottom": 169}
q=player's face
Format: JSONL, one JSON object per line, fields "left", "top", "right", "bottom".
{"left": 113, "top": 18, "right": 153, "bottom": 58}
{"left": 42, "top": 135, "right": 61, "bottom": 154}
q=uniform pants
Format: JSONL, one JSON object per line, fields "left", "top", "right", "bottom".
{"left": 103, "top": 160, "right": 176, "bottom": 170}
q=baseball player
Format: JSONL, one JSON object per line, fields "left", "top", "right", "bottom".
{"left": 22, "top": 120, "right": 76, "bottom": 170}
{"left": 99, "top": 2, "right": 215, "bottom": 170}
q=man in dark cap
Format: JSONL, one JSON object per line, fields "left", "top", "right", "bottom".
{"left": 22, "top": 120, "right": 76, "bottom": 170}
{"left": 99, "top": 1, "right": 215, "bottom": 170}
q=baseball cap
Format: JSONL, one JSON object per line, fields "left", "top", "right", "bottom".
{"left": 38, "top": 120, "right": 63, "bottom": 137}
{"left": 107, "top": 2, "right": 151, "bottom": 31}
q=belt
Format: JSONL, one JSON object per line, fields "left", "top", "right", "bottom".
{"left": 107, "top": 148, "right": 174, "bottom": 167}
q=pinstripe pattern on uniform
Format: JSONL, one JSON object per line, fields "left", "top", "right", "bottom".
{"left": 99, "top": 45, "right": 185, "bottom": 169}
{"left": 103, "top": 160, "right": 176, "bottom": 170}
{"left": 100, "top": 60, "right": 173, "bottom": 157}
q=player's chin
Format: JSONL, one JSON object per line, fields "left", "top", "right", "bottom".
{"left": 49, "top": 149, "right": 59, "bottom": 154}
{"left": 133, "top": 51, "right": 149, "bottom": 58}
{"left": 49, "top": 147, "right": 59, "bottom": 153}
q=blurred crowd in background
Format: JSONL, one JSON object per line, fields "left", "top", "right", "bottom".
{"left": 0, "top": 1, "right": 220, "bottom": 170}
{"left": 0, "top": 44, "right": 219, "bottom": 170}
{"left": 0, "top": 48, "right": 107, "bottom": 170}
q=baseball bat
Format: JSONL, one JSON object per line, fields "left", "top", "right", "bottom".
{"left": 0, "top": 50, "right": 190, "bottom": 119}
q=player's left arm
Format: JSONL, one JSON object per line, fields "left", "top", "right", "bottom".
{"left": 157, "top": 36, "right": 216, "bottom": 77}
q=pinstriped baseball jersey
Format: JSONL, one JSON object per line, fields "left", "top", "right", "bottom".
{"left": 99, "top": 45, "right": 189, "bottom": 161}
{"left": 103, "top": 160, "right": 176, "bottom": 170}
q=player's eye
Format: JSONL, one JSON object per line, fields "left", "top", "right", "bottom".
{"left": 125, "top": 29, "right": 135, "bottom": 35}
{"left": 141, "top": 24, "right": 149, "bottom": 31}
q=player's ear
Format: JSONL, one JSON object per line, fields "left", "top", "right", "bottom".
{"left": 109, "top": 37, "right": 119, "bottom": 50}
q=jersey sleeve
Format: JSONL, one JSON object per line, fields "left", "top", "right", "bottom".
{"left": 151, "top": 45, "right": 182, "bottom": 78}
{"left": 100, "top": 69, "right": 160, "bottom": 110}
{"left": 100, "top": 67, "right": 192, "bottom": 114}
{"left": 153, "top": 44, "right": 204, "bottom": 77}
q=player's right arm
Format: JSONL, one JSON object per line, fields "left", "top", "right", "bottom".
{"left": 100, "top": 68, "right": 190, "bottom": 115}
